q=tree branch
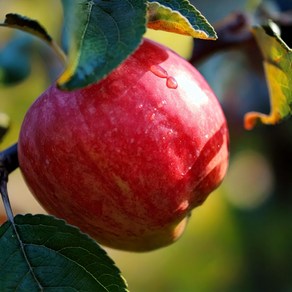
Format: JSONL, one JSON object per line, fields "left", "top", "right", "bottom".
{"left": 189, "top": 12, "right": 254, "bottom": 65}
{"left": 0, "top": 143, "right": 19, "bottom": 174}
{"left": 0, "top": 143, "right": 18, "bottom": 222}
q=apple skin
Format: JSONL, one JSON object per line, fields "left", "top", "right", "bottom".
{"left": 0, "top": 215, "right": 6, "bottom": 225}
{"left": 18, "top": 38, "right": 229, "bottom": 252}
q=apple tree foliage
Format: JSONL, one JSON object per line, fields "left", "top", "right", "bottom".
{"left": 0, "top": 0, "right": 291, "bottom": 290}
{"left": 245, "top": 21, "right": 292, "bottom": 130}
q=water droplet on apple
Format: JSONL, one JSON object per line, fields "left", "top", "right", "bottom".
{"left": 157, "top": 100, "right": 167, "bottom": 108}
{"left": 150, "top": 65, "right": 168, "bottom": 78}
{"left": 166, "top": 76, "right": 178, "bottom": 89}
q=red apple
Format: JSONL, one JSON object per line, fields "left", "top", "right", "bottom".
{"left": 18, "top": 38, "right": 229, "bottom": 251}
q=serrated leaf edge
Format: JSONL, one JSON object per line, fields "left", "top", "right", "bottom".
{"left": 12, "top": 214, "right": 128, "bottom": 291}
{"left": 147, "top": 0, "right": 217, "bottom": 40}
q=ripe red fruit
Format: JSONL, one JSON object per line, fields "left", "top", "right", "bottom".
{"left": 18, "top": 39, "right": 229, "bottom": 251}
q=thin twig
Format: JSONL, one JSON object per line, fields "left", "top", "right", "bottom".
{"left": 0, "top": 168, "right": 14, "bottom": 222}
{"left": 0, "top": 143, "right": 18, "bottom": 222}
{"left": 0, "top": 143, "right": 19, "bottom": 174}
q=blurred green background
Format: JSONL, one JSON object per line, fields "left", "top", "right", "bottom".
{"left": 1, "top": 1, "right": 292, "bottom": 291}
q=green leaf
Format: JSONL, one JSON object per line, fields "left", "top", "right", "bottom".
{"left": 0, "top": 13, "right": 66, "bottom": 64}
{"left": 244, "top": 21, "right": 292, "bottom": 130}
{"left": 0, "top": 214, "right": 128, "bottom": 291}
{"left": 58, "top": 0, "right": 147, "bottom": 90}
{"left": 147, "top": 0, "right": 217, "bottom": 40}
{"left": 60, "top": 0, "right": 72, "bottom": 54}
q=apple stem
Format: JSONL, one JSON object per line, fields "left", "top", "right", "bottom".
{"left": 0, "top": 143, "right": 19, "bottom": 223}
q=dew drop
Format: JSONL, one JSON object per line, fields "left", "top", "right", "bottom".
{"left": 166, "top": 76, "right": 178, "bottom": 89}
{"left": 150, "top": 65, "right": 168, "bottom": 78}
{"left": 150, "top": 113, "right": 156, "bottom": 121}
{"left": 157, "top": 100, "right": 167, "bottom": 108}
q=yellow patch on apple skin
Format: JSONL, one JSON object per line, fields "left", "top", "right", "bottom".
{"left": 109, "top": 174, "right": 190, "bottom": 251}
{"left": 114, "top": 175, "right": 132, "bottom": 195}
{"left": 115, "top": 215, "right": 190, "bottom": 252}
{"left": 170, "top": 215, "right": 189, "bottom": 241}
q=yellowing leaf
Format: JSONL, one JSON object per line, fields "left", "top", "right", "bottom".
{"left": 245, "top": 62, "right": 290, "bottom": 130}
{"left": 147, "top": 0, "right": 217, "bottom": 40}
{"left": 244, "top": 21, "right": 292, "bottom": 130}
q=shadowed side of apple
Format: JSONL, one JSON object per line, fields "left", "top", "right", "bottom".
{"left": 18, "top": 38, "right": 229, "bottom": 252}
